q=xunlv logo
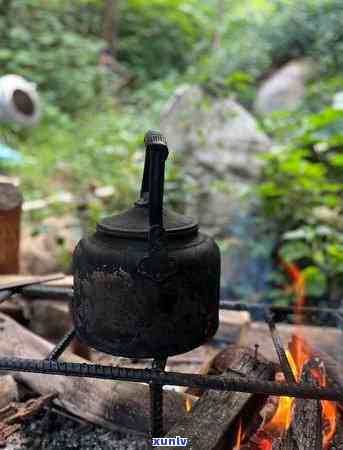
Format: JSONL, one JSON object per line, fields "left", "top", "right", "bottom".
{"left": 152, "top": 436, "right": 189, "bottom": 447}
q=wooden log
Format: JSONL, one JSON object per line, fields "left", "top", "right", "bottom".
{"left": 239, "top": 322, "right": 343, "bottom": 365}
{"left": 0, "top": 375, "right": 19, "bottom": 408}
{"left": 0, "top": 274, "right": 65, "bottom": 291}
{"left": 313, "top": 351, "right": 343, "bottom": 406}
{"left": 272, "top": 430, "right": 298, "bottom": 450}
{"left": 291, "top": 360, "right": 322, "bottom": 450}
{"left": 0, "top": 302, "right": 26, "bottom": 324}
{"left": 271, "top": 360, "right": 322, "bottom": 450}
{"left": 0, "top": 274, "right": 72, "bottom": 288}
{"left": 0, "top": 313, "right": 186, "bottom": 435}
{"left": 0, "top": 393, "right": 56, "bottom": 445}
{"left": 331, "top": 420, "right": 343, "bottom": 450}
{"left": 0, "top": 183, "right": 22, "bottom": 274}
{"left": 165, "top": 346, "right": 275, "bottom": 450}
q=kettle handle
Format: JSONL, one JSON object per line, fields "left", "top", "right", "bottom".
{"left": 137, "top": 131, "right": 177, "bottom": 282}
{"left": 143, "top": 130, "right": 169, "bottom": 249}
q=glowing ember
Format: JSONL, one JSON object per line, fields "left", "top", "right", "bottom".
{"left": 258, "top": 438, "right": 273, "bottom": 450}
{"left": 184, "top": 394, "right": 193, "bottom": 413}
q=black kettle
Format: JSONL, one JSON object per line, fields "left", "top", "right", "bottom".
{"left": 72, "top": 130, "right": 220, "bottom": 358}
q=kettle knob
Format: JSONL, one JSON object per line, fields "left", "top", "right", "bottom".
{"left": 139, "top": 130, "right": 169, "bottom": 235}
{"left": 144, "top": 130, "right": 168, "bottom": 147}
{"left": 140, "top": 130, "right": 168, "bottom": 201}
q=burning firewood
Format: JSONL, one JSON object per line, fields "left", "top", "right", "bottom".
{"left": 291, "top": 360, "right": 322, "bottom": 450}
{"left": 313, "top": 351, "right": 343, "bottom": 409}
{"left": 272, "top": 430, "right": 298, "bottom": 450}
{"left": 243, "top": 330, "right": 340, "bottom": 450}
{"left": 331, "top": 420, "right": 343, "bottom": 450}
{"left": 164, "top": 345, "right": 275, "bottom": 450}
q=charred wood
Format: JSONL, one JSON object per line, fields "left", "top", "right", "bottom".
{"left": 165, "top": 346, "right": 275, "bottom": 450}
{"left": 291, "top": 360, "right": 322, "bottom": 450}
{"left": 0, "top": 313, "right": 185, "bottom": 435}
{"left": 314, "top": 351, "right": 343, "bottom": 407}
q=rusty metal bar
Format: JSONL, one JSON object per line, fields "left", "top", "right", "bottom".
{"left": 0, "top": 290, "right": 13, "bottom": 303}
{"left": 47, "top": 328, "right": 76, "bottom": 361}
{"left": 265, "top": 312, "right": 296, "bottom": 384}
{"left": 150, "top": 358, "right": 167, "bottom": 442}
{"left": 20, "top": 285, "right": 73, "bottom": 300}
{"left": 0, "top": 356, "right": 339, "bottom": 401}
{"left": 220, "top": 300, "right": 340, "bottom": 316}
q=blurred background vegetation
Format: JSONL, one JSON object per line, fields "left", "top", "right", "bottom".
{"left": 0, "top": 0, "right": 342, "bottom": 308}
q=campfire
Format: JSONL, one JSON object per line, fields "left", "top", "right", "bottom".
{"left": 230, "top": 261, "right": 340, "bottom": 450}
{"left": 0, "top": 267, "right": 341, "bottom": 450}
{"left": 240, "top": 335, "right": 339, "bottom": 449}
{"left": 0, "top": 132, "right": 341, "bottom": 449}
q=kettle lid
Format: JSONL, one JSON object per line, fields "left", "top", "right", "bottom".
{"left": 97, "top": 204, "right": 198, "bottom": 239}
{"left": 97, "top": 130, "right": 198, "bottom": 239}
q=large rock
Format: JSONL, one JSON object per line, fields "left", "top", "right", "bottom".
{"left": 160, "top": 85, "right": 271, "bottom": 236}
{"left": 254, "top": 59, "right": 310, "bottom": 114}
{"left": 161, "top": 86, "right": 273, "bottom": 297}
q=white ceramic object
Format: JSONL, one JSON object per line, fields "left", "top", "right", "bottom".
{"left": 0, "top": 74, "right": 40, "bottom": 126}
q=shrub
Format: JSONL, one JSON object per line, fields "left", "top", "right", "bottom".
{"left": 258, "top": 108, "right": 343, "bottom": 307}
{"left": 0, "top": 0, "right": 105, "bottom": 114}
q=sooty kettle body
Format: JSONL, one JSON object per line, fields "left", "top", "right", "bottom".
{"left": 72, "top": 131, "right": 220, "bottom": 358}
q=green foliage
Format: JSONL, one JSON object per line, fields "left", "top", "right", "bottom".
{"left": 117, "top": 0, "right": 212, "bottom": 84}
{"left": 261, "top": 0, "right": 343, "bottom": 74}
{"left": 185, "top": 0, "right": 343, "bottom": 108}
{"left": 0, "top": 0, "right": 105, "bottom": 114}
{"left": 1, "top": 0, "right": 343, "bottom": 307}
{"left": 1, "top": 99, "right": 186, "bottom": 226}
{"left": 258, "top": 107, "right": 343, "bottom": 306}
{"left": 186, "top": 16, "right": 269, "bottom": 105}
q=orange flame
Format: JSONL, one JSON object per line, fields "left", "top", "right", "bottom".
{"left": 322, "top": 398, "right": 337, "bottom": 448}
{"left": 183, "top": 393, "right": 193, "bottom": 413}
{"left": 252, "top": 261, "right": 338, "bottom": 450}
{"left": 288, "top": 334, "right": 311, "bottom": 381}
{"left": 310, "top": 365, "right": 337, "bottom": 449}
{"left": 264, "top": 351, "right": 296, "bottom": 433}
{"left": 280, "top": 259, "right": 305, "bottom": 319}
{"left": 286, "top": 264, "right": 338, "bottom": 450}
{"left": 233, "top": 419, "right": 244, "bottom": 450}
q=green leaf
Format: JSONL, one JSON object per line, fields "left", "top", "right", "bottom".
{"left": 283, "top": 228, "right": 314, "bottom": 241}
{"left": 302, "top": 266, "right": 327, "bottom": 298}
{"left": 279, "top": 242, "right": 312, "bottom": 262}
{"left": 331, "top": 154, "right": 343, "bottom": 167}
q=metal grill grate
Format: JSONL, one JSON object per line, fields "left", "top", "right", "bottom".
{"left": 0, "top": 280, "right": 342, "bottom": 447}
